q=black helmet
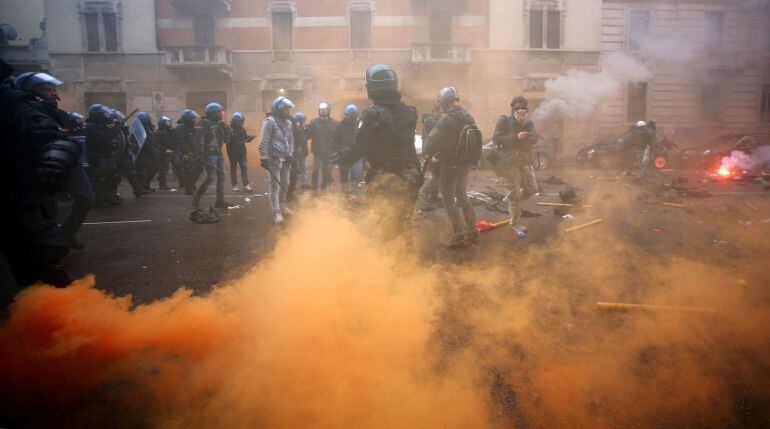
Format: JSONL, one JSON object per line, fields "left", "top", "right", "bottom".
{"left": 365, "top": 64, "right": 398, "bottom": 93}
{"left": 179, "top": 109, "right": 199, "bottom": 126}
{"left": 13, "top": 71, "right": 62, "bottom": 93}
{"left": 510, "top": 96, "right": 528, "bottom": 108}
{"left": 88, "top": 104, "right": 113, "bottom": 124}
{"left": 67, "top": 112, "right": 85, "bottom": 128}
{"left": 158, "top": 116, "right": 171, "bottom": 129}
{"left": 437, "top": 86, "right": 460, "bottom": 107}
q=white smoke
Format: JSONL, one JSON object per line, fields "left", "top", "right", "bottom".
{"left": 532, "top": 53, "right": 651, "bottom": 124}
{"left": 720, "top": 146, "right": 770, "bottom": 171}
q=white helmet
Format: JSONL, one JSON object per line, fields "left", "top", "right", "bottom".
{"left": 636, "top": 120, "right": 647, "bottom": 127}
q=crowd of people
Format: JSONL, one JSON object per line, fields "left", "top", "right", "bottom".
{"left": 1, "top": 58, "right": 545, "bottom": 291}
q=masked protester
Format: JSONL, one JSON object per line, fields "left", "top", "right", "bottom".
{"left": 425, "top": 87, "right": 481, "bottom": 248}
{"left": 628, "top": 120, "right": 655, "bottom": 180}
{"left": 192, "top": 102, "right": 233, "bottom": 208}
{"left": 155, "top": 116, "right": 179, "bottom": 190}
{"left": 333, "top": 104, "right": 364, "bottom": 196}
{"left": 175, "top": 109, "right": 201, "bottom": 195}
{"left": 259, "top": 96, "right": 295, "bottom": 224}
{"left": 418, "top": 103, "right": 442, "bottom": 205}
{"left": 227, "top": 112, "right": 254, "bottom": 192}
{"left": 332, "top": 64, "right": 420, "bottom": 242}
{"left": 307, "top": 102, "right": 338, "bottom": 191}
{"left": 492, "top": 96, "right": 539, "bottom": 233}
{"left": 1, "top": 64, "right": 82, "bottom": 289}
{"left": 287, "top": 112, "right": 308, "bottom": 201}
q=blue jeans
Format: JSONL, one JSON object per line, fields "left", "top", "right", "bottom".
{"left": 228, "top": 151, "right": 249, "bottom": 186}
{"left": 193, "top": 154, "right": 225, "bottom": 205}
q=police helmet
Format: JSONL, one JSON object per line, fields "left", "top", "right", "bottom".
{"left": 636, "top": 120, "right": 647, "bottom": 128}
{"left": 365, "top": 64, "right": 398, "bottom": 93}
{"left": 88, "top": 104, "right": 113, "bottom": 124}
{"left": 437, "top": 86, "right": 460, "bottom": 106}
{"left": 110, "top": 109, "right": 126, "bottom": 124}
{"left": 67, "top": 112, "right": 85, "bottom": 127}
{"left": 158, "top": 116, "right": 171, "bottom": 129}
{"left": 294, "top": 112, "right": 306, "bottom": 122}
{"left": 510, "top": 96, "right": 528, "bottom": 108}
{"left": 13, "top": 72, "right": 63, "bottom": 92}
{"left": 271, "top": 96, "right": 295, "bottom": 114}
{"left": 137, "top": 111, "right": 154, "bottom": 128}
{"left": 344, "top": 104, "right": 359, "bottom": 118}
{"left": 231, "top": 112, "right": 245, "bottom": 122}
{"left": 318, "top": 102, "right": 331, "bottom": 115}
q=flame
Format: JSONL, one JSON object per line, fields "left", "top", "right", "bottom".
{"left": 716, "top": 167, "right": 733, "bottom": 178}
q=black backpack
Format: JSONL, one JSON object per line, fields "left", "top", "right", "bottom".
{"left": 452, "top": 118, "right": 483, "bottom": 165}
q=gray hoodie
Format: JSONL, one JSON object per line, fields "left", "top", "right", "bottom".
{"left": 259, "top": 114, "right": 294, "bottom": 159}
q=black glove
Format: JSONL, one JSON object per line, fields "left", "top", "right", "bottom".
{"left": 260, "top": 159, "right": 270, "bottom": 169}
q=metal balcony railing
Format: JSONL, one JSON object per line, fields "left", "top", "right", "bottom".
{"left": 411, "top": 43, "right": 472, "bottom": 64}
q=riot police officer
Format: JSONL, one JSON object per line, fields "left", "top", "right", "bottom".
{"left": 134, "top": 111, "right": 160, "bottom": 192}
{"left": 333, "top": 104, "right": 363, "bottom": 195}
{"left": 1, "top": 65, "right": 82, "bottom": 288}
{"left": 175, "top": 109, "right": 201, "bottom": 195}
{"left": 85, "top": 104, "right": 120, "bottom": 207}
{"left": 492, "top": 96, "right": 539, "bottom": 232}
{"left": 307, "top": 102, "right": 338, "bottom": 191}
{"left": 333, "top": 64, "right": 421, "bottom": 240}
{"left": 192, "top": 102, "right": 233, "bottom": 208}
{"left": 155, "top": 115, "right": 178, "bottom": 190}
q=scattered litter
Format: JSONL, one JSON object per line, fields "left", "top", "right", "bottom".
{"left": 565, "top": 218, "right": 603, "bottom": 233}
{"left": 511, "top": 226, "right": 527, "bottom": 239}
{"left": 662, "top": 202, "right": 687, "bottom": 209}
{"left": 542, "top": 175, "right": 566, "bottom": 185}
{"left": 744, "top": 201, "right": 759, "bottom": 212}
{"left": 559, "top": 187, "right": 583, "bottom": 203}
{"left": 468, "top": 191, "right": 495, "bottom": 206}
{"left": 563, "top": 214, "right": 575, "bottom": 220}
{"left": 244, "top": 197, "right": 252, "bottom": 203}
{"left": 537, "top": 202, "right": 593, "bottom": 208}
{"left": 476, "top": 219, "right": 509, "bottom": 232}
{"left": 170, "top": 188, "right": 178, "bottom": 192}
{"left": 482, "top": 187, "right": 506, "bottom": 201}
{"left": 227, "top": 205, "right": 243, "bottom": 210}
{"left": 485, "top": 201, "right": 509, "bottom": 213}
{"left": 738, "top": 220, "right": 753, "bottom": 227}
{"left": 713, "top": 240, "right": 729, "bottom": 245}
{"left": 553, "top": 206, "right": 570, "bottom": 216}
{"left": 490, "top": 178, "right": 500, "bottom": 184}
{"left": 597, "top": 302, "right": 715, "bottom": 314}
{"left": 652, "top": 227, "right": 662, "bottom": 233}
{"left": 253, "top": 193, "right": 267, "bottom": 198}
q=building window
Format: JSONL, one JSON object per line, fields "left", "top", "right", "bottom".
{"left": 528, "top": 8, "right": 561, "bottom": 49}
{"left": 705, "top": 11, "right": 723, "bottom": 51}
{"left": 627, "top": 82, "right": 648, "bottom": 122}
{"left": 81, "top": 2, "right": 121, "bottom": 52}
{"left": 272, "top": 11, "right": 293, "bottom": 50}
{"left": 85, "top": 12, "right": 100, "bottom": 52}
{"left": 350, "top": 10, "right": 372, "bottom": 49}
{"left": 701, "top": 84, "right": 721, "bottom": 122}
{"left": 629, "top": 10, "right": 650, "bottom": 51}
{"left": 194, "top": 13, "right": 215, "bottom": 45}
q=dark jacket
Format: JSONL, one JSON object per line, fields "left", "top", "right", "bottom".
{"left": 492, "top": 115, "right": 538, "bottom": 168}
{"left": 292, "top": 122, "right": 308, "bottom": 157}
{"left": 174, "top": 123, "right": 197, "bottom": 157}
{"left": 425, "top": 105, "right": 476, "bottom": 165}
{"left": 85, "top": 122, "right": 118, "bottom": 158}
{"left": 307, "top": 116, "right": 338, "bottom": 156}
{"left": 155, "top": 126, "right": 176, "bottom": 153}
{"left": 227, "top": 123, "right": 251, "bottom": 158}
{"left": 195, "top": 117, "right": 229, "bottom": 155}
{"left": 342, "top": 96, "right": 418, "bottom": 182}
{"left": 333, "top": 116, "right": 359, "bottom": 153}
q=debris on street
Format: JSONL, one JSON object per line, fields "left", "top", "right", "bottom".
{"left": 564, "top": 218, "right": 603, "bottom": 233}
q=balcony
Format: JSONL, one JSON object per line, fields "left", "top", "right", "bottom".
{"left": 170, "top": 0, "right": 231, "bottom": 13}
{"left": 411, "top": 43, "right": 471, "bottom": 64}
{"left": 165, "top": 45, "right": 233, "bottom": 79}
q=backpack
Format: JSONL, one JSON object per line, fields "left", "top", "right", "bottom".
{"left": 453, "top": 120, "right": 483, "bottom": 165}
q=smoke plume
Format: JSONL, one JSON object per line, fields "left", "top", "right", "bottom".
{"left": 532, "top": 53, "right": 651, "bottom": 125}
{"left": 1, "top": 188, "right": 770, "bottom": 428}
{"left": 721, "top": 146, "right": 770, "bottom": 171}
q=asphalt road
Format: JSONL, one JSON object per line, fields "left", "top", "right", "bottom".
{"left": 4, "top": 164, "right": 769, "bottom": 304}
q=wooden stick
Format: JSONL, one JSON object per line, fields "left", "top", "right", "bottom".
{"left": 564, "top": 218, "right": 603, "bottom": 233}
{"left": 596, "top": 302, "right": 716, "bottom": 314}
{"left": 491, "top": 219, "right": 510, "bottom": 228}
{"left": 744, "top": 201, "right": 759, "bottom": 212}
{"left": 537, "top": 202, "right": 594, "bottom": 208}
{"left": 663, "top": 202, "right": 686, "bottom": 209}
